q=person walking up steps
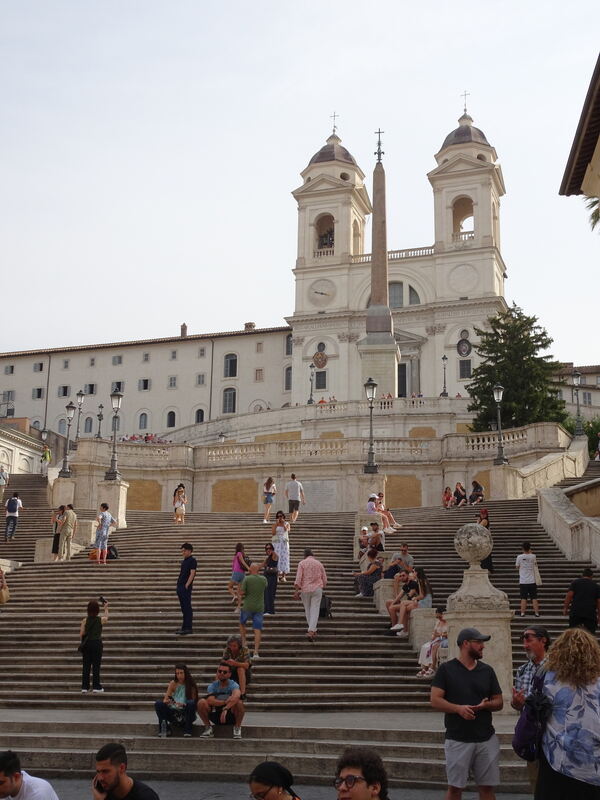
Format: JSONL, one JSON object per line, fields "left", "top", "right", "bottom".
{"left": 239, "top": 563, "right": 267, "bottom": 659}
{"left": 175, "top": 543, "right": 196, "bottom": 636}
{"left": 4, "top": 493, "right": 23, "bottom": 543}
{"left": 284, "top": 473, "right": 305, "bottom": 523}
{"left": 516, "top": 541, "right": 541, "bottom": 618}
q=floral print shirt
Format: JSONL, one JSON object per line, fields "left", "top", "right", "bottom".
{"left": 542, "top": 670, "right": 600, "bottom": 786}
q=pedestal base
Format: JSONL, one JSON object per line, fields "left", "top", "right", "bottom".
{"left": 97, "top": 480, "right": 129, "bottom": 529}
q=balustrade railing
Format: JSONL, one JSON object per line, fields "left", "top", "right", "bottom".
{"left": 313, "top": 248, "right": 334, "bottom": 258}
{"left": 350, "top": 245, "right": 434, "bottom": 264}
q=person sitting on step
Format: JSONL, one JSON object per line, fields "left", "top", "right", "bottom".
{"left": 375, "top": 493, "right": 402, "bottom": 530}
{"left": 390, "top": 543, "right": 415, "bottom": 593}
{"left": 386, "top": 570, "right": 418, "bottom": 630}
{"left": 197, "top": 662, "right": 245, "bottom": 739}
{"left": 416, "top": 607, "right": 448, "bottom": 678}
{"left": 469, "top": 480, "right": 485, "bottom": 505}
{"left": 222, "top": 633, "right": 251, "bottom": 699}
{"left": 353, "top": 549, "right": 383, "bottom": 598}
{"left": 442, "top": 486, "right": 454, "bottom": 509}
{"left": 365, "top": 494, "right": 388, "bottom": 530}
{"left": 358, "top": 522, "right": 384, "bottom": 556}
{"left": 395, "top": 567, "right": 433, "bottom": 639}
{"left": 154, "top": 663, "right": 198, "bottom": 737}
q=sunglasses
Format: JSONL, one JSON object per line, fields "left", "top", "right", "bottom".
{"left": 217, "top": 669, "right": 229, "bottom": 674}
{"left": 522, "top": 633, "right": 540, "bottom": 641}
{"left": 334, "top": 776, "right": 367, "bottom": 789}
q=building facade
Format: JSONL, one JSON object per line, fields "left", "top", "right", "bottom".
{"left": 1, "top": 113, "right": 511, "bottom": 439}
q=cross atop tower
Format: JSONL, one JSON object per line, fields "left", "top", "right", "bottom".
{"left": 374, "top": 128, "right": 384, "bottom": 162}
{"left": 461, "top": 89, "right": 470, "bottom": 114}
{"left": 330, "top": 111, "right": 339, "bottom": 134}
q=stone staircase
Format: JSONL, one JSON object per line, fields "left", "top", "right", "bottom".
{"left": 0, "top": 463, "right": 598, "bottom": 790}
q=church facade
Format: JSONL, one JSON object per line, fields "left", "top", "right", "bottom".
{"left": 0, "top": 113, "right": 508, "bottom": 441}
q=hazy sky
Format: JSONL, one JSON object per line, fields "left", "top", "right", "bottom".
{"left": 1, "top": 1, "right": 598, "bottom": 363}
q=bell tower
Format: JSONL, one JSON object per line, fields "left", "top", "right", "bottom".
{"left": 291, "top": 132, "right": 372, "bottom": 316}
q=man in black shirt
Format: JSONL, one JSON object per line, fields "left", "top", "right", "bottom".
{"left": 93, "top": 743, "right": 159, "bottom": 800}
{"left": 563, "top": 567, "right": 600, "bottom": 633}
{"left": 175, "top": 542, "right": 197, "bottom": 635}
{"left": 431, "top": 627, "right": 503, "bottom": 800}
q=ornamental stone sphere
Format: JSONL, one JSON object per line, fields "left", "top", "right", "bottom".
{"left": 454, "top": 523, "right": 493, "bottom": 565}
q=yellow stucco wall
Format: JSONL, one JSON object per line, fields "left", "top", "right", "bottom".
{"left": 456, "top": 423, "right": 472, "bottom": 434}
{"left": 254, "top": 431, "right": 301, "bottom": 443}
{"left": 127, "top": 479, "right": 163, "bottom": 511}
{"left": 472, "top": 469, "right": 491, "bottom": 499}
{"left": 319, "top": 431, "right": 344, "bottom": 439}
{"left": 386, "top": 474, "right": 422, "bottom": 509}
{"left": 571, "top": 485, "right": 600, "bottom": 517}
{"left": 408, "top": 426, "right": 437, "bottom": 439}
{"left": 212, "top": 478, "right": 258, "bottom": 512}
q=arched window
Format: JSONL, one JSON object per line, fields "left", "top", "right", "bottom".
{"left": 409, "top": 286, "right": 421, "bottom": 305}
{"left": 315, "top": 213, "right": 334, "bottom": 251}
{"left": 285, "top": 334, "right": 293, "bottom": 356}
{"left": 284, "top": 365, "right": 292, "bottom": 392}
{"left": 58, "top": 419, "right": 66, "bottom": 435}
{"left": 224, "top": 353, "right": 237, "bottom": 378}
{"left": 31, "top": 420, "right": 40, "bottom": 430}
{"left": 223, "top": 388, "right": 236, "bottom": 414}
{"left": 139, "top": 413, "right": 148, "bottom": 430}
{"left": 84, "top": 416, "right": 93, "bottom": 434}
{"left": 166, "top": 411, "right": 176, "bottom": 428}
{"left": 195, "top": 408, "right": 204, "bottom": 424}
{"left": 452, "top": 196, "right": 474, "bottom": 240}
{"left": 352, "top": 219, "right": 361, "bottom": 254}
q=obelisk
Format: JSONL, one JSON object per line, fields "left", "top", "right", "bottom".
{"left": 357, "top": 130, "right": 400, "bottom": 396}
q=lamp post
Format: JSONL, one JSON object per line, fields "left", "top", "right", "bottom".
{"left": 217, "top": 431, "right": 226, "bottom": 444}
{"left": 72, "top": 389, "right": 85, "bottom": 449}
{"left": 492, "top": 384, "right": 508, "bottom": 465}
{"left": 58, "top": 401, "right": 77, "bottom": 477}
{"left": 41, "top": 428, "right": 48, "bottom": 442}
{"left": 307, "top": 363, "right": 315, "bottom": 405}
{"left": 573, "top": 371, "right": 585, "bottom": 437}
{"left": 363, "top": 376, "right": 378, "bottom": 474}
{"left": 440, "top": 355, "right": 448, "bottom": 397}
{"left": 95, "top": 404, "right": 104, "bottom": 439}
{"left": 104, "top": 391, "right": 123, "bottom": 481}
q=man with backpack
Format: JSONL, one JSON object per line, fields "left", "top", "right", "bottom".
{"left": 4, "top": 493, "right": 23, "bottom": 542}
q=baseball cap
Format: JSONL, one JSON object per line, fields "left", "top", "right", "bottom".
{"left": 457, "top": 627, "right": 491, "bottom": 645}
{"left": 369, "top": 493, "right": 377, "bottom": 499}
{"left": 360, "top": 526, "right": 368, "bottom": 532}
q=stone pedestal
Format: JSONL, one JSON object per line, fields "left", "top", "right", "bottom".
{"left": 374, "top": 578, "right": 395, "bottom": 615}
{"left": 74, "top": 520, "right": 97, "bottom": 546}
{"left": 409, "top": 607, "right": 437, "bottom": 650}
{"left": 51, "top": 478, "right": 75, "bottom": 508}
{"left": 356, "top": 336, "right": 400, "bottom": 398}
{"left": 97, "top": 480, "right": 129, "bottom": 529}
{"left": 446, "top": 523, "right": 514, "bottom": 711}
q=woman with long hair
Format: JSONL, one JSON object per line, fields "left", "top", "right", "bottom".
{"left": 263, "top": 477, "right": 277, "bottom": 524}
{"left": 396, "top": 567, "right": 433, "bottom": 638}
{"left": 442, "top": 486, "right": 454, "bottom": 509}
{"left": 249, "top": 761, "right": 301, "bottom": 800}
{"left": 79, "top": 598, "right": 109, "bottom": 693}
{"left": 453, "top": 482, "right": 467, "bottom": 507}
{"left": 262, "top": 543, "right": 279, "bottom": 615}
{"left": 173, "top": 485, "right": 187, "bottom": 525}
{"left": 154, "top": 663, "right": 199, "bottom": 737}
{"left": 353, "top": 549, "right": 383, "bottom": 598}
{"left": 50, "top": 505, "right": 65, "bottom": 562}
{"left": 228, "top": 542, "right": 250, "bottom": 610}
{"left": 535, "top": 627, "right": 600, "bottom": 799}
{"left": 271, "top": 510, "right": 290, "bottom": 581}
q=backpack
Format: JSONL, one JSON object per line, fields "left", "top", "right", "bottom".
{"left": 6, "top": 498, "right": 18, "bottom": 514}
{"left": 512, "top": 669, "right": 552, "bottom": 761}
{"left": 107, "top": 545, "right": 119, "bottom": 560}
{"left": 319, "top": 593, "right": 333, "bottom": 619}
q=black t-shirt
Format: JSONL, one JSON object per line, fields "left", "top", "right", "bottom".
{"left": 431, "top": 658, "right": 502, "bottom": 742}
{"left": 177, "top": 555, "right": 197, "bottom": 588}
{"left": 400, "top": 579, "right": 418, "bottom": 598}
{"left": 569, "top": 578, "right": 600, "bottom": 617}
{"left": 107, "top": 779, "right": 160, "bottom": 800}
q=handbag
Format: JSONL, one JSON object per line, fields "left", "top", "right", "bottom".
{"left": 0, "top": 585, "right": 10, "bottom": 604}
{"left": 512, "top": 670, "right": 552, "bottom": 761}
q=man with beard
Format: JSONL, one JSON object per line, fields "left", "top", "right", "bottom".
{"left": 430, "top": 628, "right": 503, "bottom": 800}
{"left": 93, "top": 743, "right": 159, "bottom": 800}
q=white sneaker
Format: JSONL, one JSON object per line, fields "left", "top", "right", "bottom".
{"left": 396, "top": 631, "right": 409, "bottom": 638}
{"left": 262, "top": 520, "right": 269, "bottom": 524}
{"left": 233, "top": 726, "right": 242, "bottom": 739}
{"left": 252, "top": 652, "right": 261, "bottom": 660}
{"left": 354, "top": 593, "right": 364, "bottom": 598}
{"left": 201, "top": 725, "right": 214, "bottom": 738}
{"left": 390, "top": 623, "right": 404, "bottom": 631}
{"left": 384, "top": 527, "right": 395, "bottom": 534}
{"left": 92, "top": 688, "right": 104, "bottom": 693}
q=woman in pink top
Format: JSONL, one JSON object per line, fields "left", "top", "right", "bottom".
{"left": 228, "top": 542, "right": 249, "bottom": 610}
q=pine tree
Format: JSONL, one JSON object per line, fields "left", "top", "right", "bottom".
{"left": 585, "top": 196, "right": 599, "bottom": 232}
{"left": 467, "top": 303, "right": 567, "bottom": 431}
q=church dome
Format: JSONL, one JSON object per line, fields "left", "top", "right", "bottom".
{"left": 308, "top": 133, "right": 357, "bottom": 166}
{"left": 440, "top": 113, "right": 490, "bottom": 150}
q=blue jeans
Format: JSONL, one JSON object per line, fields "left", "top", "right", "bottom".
{"left": 177, "top": 585, "right": 193, "bottom": 631}
{"left": 154, "top": 699, "right": 197, "bottom": 735}
{"left": 5, "top": 517, "right": 18, "bottom": 540}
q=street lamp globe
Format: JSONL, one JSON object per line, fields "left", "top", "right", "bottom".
{"left": 573, "top": 370, "right": 581, "bottom": 387}
{"left": 493, "top": 384, "right": 504, "bottom": 404}
{"left": 110, "top": 391, "right": 124, "bottom": 414}
{"left": 65, "top": 401, "right": 76, "bottom": 421}
{"left": 364, "top": 377, "right": 378, "bottom": 403}
{"left": 76, "top": 389, "right": 85, "bottom": 408}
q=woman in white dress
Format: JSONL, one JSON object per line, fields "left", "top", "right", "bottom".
{"left": 173, "top": 486, "right": 187, "bottom": 525}
{"left": 271, "top": 510, "right": 290, "bottom": 581}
